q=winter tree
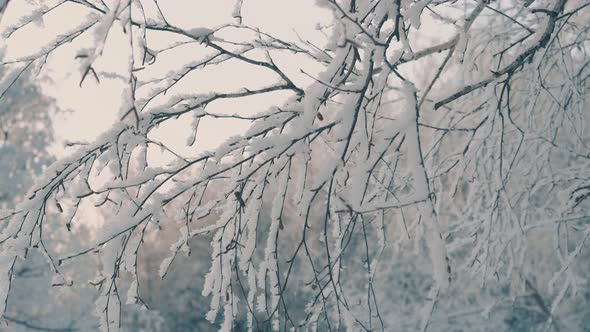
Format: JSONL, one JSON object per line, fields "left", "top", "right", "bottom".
{"left": 1, "top": 45, "right": 115, "bottom": 332}
{"left": 1, "top": 0, "right": 590, "bottom": 331}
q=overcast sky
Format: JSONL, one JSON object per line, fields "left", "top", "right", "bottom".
{"left": 1, "top": 0, "right": 454, "bottom": 161}
{"left": 0, "top": 0, "right": 328, "bottom": 160}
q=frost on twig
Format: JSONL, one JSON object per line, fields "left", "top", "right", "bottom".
{"left": 1, "top": 0, "right": 589, "bottom": 330}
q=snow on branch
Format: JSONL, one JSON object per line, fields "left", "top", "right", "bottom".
{"left": 1, "top": 0, "right": 589, "bottom": 330}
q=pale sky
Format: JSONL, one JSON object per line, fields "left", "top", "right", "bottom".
{"left": 1, "top": 0, "right": 456, "bottom": 161}
{"left": 1, "top": 0, "right": 331, "bottom": 160}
